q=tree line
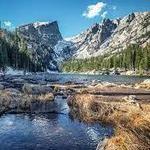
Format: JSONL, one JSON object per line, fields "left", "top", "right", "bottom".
{"left": 61, "top": 44, "right": 150, "bottom": 74}
{"left": 0, "top": 30, "right": 45, "bottom": 73}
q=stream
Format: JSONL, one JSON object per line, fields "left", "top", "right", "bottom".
{"left": 0, "top": 96, "right": 113, "bottom": 150}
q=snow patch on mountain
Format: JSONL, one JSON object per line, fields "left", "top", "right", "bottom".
{"left": 33, "top": 22, "right": 50, "bottom": 28}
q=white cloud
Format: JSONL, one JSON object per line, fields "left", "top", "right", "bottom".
{"left": 82, "top": 2, "right": 106, "bottom": 18}
{"left": 3, "top": 21, "right": 12, "bottom": 27}
{"left": 112, "top": 6, "right": 117, "bottom": 10}
{"left": 101, "top": 11, "right": 108, "bottom": 19}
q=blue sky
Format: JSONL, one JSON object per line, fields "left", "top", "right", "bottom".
{"left": 0, "top": 0, "right": 150, "bottom": 38}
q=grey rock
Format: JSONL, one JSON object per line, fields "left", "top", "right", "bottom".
{"left": 67, "top": 12, "right": 150, "bottom": 59}
{"left": 4, "top": 88, "right": 21, "bottom": 95}
{"left": 0, "top": 84, "right": 4, "bottom": 90}
{"left": 17, "top": 21, "right": 63, "bottom": 71}
{"left": 22, "top": 83, "right": 53, "bottom": 95}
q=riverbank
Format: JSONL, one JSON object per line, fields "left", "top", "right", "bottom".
{"left": 0, "top": 86, "right": 54, "bottom": 115}
{"left": 68, "top": 80, "right": 150, "bottom": 150}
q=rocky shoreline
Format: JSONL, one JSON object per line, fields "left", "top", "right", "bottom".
{"left": 0, "top": 74, "right": 58, "bottom": 115}
{"left": 63, "top": 70, "right": 150, "bottom": 76}
{"left": 0, "top": 74, "right": 83, "bottom": 115}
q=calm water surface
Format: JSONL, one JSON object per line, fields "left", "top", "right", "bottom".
{"left": 46, "top": 73, "right": 150, "bottom": 84}
{"left": 0, "top": 96, "right": 113, "bottom": 150}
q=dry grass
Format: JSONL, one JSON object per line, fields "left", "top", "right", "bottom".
{"left": 135, "top": 79, "right": 150, "bottom": 90}
{"left": 0, "top": 90, "right": 55, "bottom": 114}
{"left": 36, "top": 93, "right": 54, "bottom": 101}
{"left": 68, "top": 94, "right": 150, "bottom": 150}
{"left": 0, "top": 91, "right": 11, "bottom": 109}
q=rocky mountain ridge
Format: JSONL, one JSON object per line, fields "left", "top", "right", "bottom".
{"left": 66, "top": 11, "right": 150, "bottom": 59}
{"left": 16, "top": 11, "right": 150, "bottom": 71}
{"left": 17, "top": 21, "right": 63, "bottom": 71}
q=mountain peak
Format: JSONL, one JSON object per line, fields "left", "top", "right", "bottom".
{"left": 33, "top": 21, "right": 58, "bottom": 28}
{"left": 102, "top": 18, "right": 111, "bottom": 24}
{"left": 68, "top": 11, "right": 150, "bottom": 59}
{"left": 17, "top": 20, "right": 63, "bottom": 71}
{"left": 33, "top": 21, "right": 50, "bottom": 28}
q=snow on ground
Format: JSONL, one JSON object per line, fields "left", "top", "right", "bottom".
{"left": 4, "top": 67, "right": 59, "bottom": 76}
{"left": 46, "top": 69, "right": 59, "bottom": 74}
{"left": 5, "top": 67, "right": 24, "bottom": 75}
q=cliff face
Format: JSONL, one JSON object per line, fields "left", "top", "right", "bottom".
{"left": 68, "top": 12, "right": 150, "bottom": 59}
{"left": 17, "top": 21, "right": 63, "bottom": 71}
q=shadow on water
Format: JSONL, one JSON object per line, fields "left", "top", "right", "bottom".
{"left": 0, "top": 96, "right": 113, "bottom": 150}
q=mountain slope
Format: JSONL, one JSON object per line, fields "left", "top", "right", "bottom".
{"left": 0, "top": 30, "right": 41, "bottom": 72}
{"left": 68, "top": 12, "right": 150, "bottom": 59}
{"left": 17, "top": 21, "right": 63, "bottom": 71}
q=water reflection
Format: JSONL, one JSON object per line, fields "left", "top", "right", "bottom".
{"left": 0, "top": 97, "right": 113, "bottom": 150}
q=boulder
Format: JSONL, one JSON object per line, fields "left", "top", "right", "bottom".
{"left": 125, "top": 71, "right": 136, "bottom": 75}
{"left": 22, "top": 83, "right": 53, "bottom": 95}
{"left": 135, "top": 79, "right": 150, "bottom": 90}
{"left": 0, "top": 84, "right": 4, "bottom": 90}
{"left": 11, "top": 78, "right": 25, "bottom": 83}
{"left": 122, "top": 95, "right": 137, "bottom": 103}
{"left": 101, "top": 82, "right": 117, "bottom": 87}
{"left": 4, "top": 88, "right": 21, "bottom": 95}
